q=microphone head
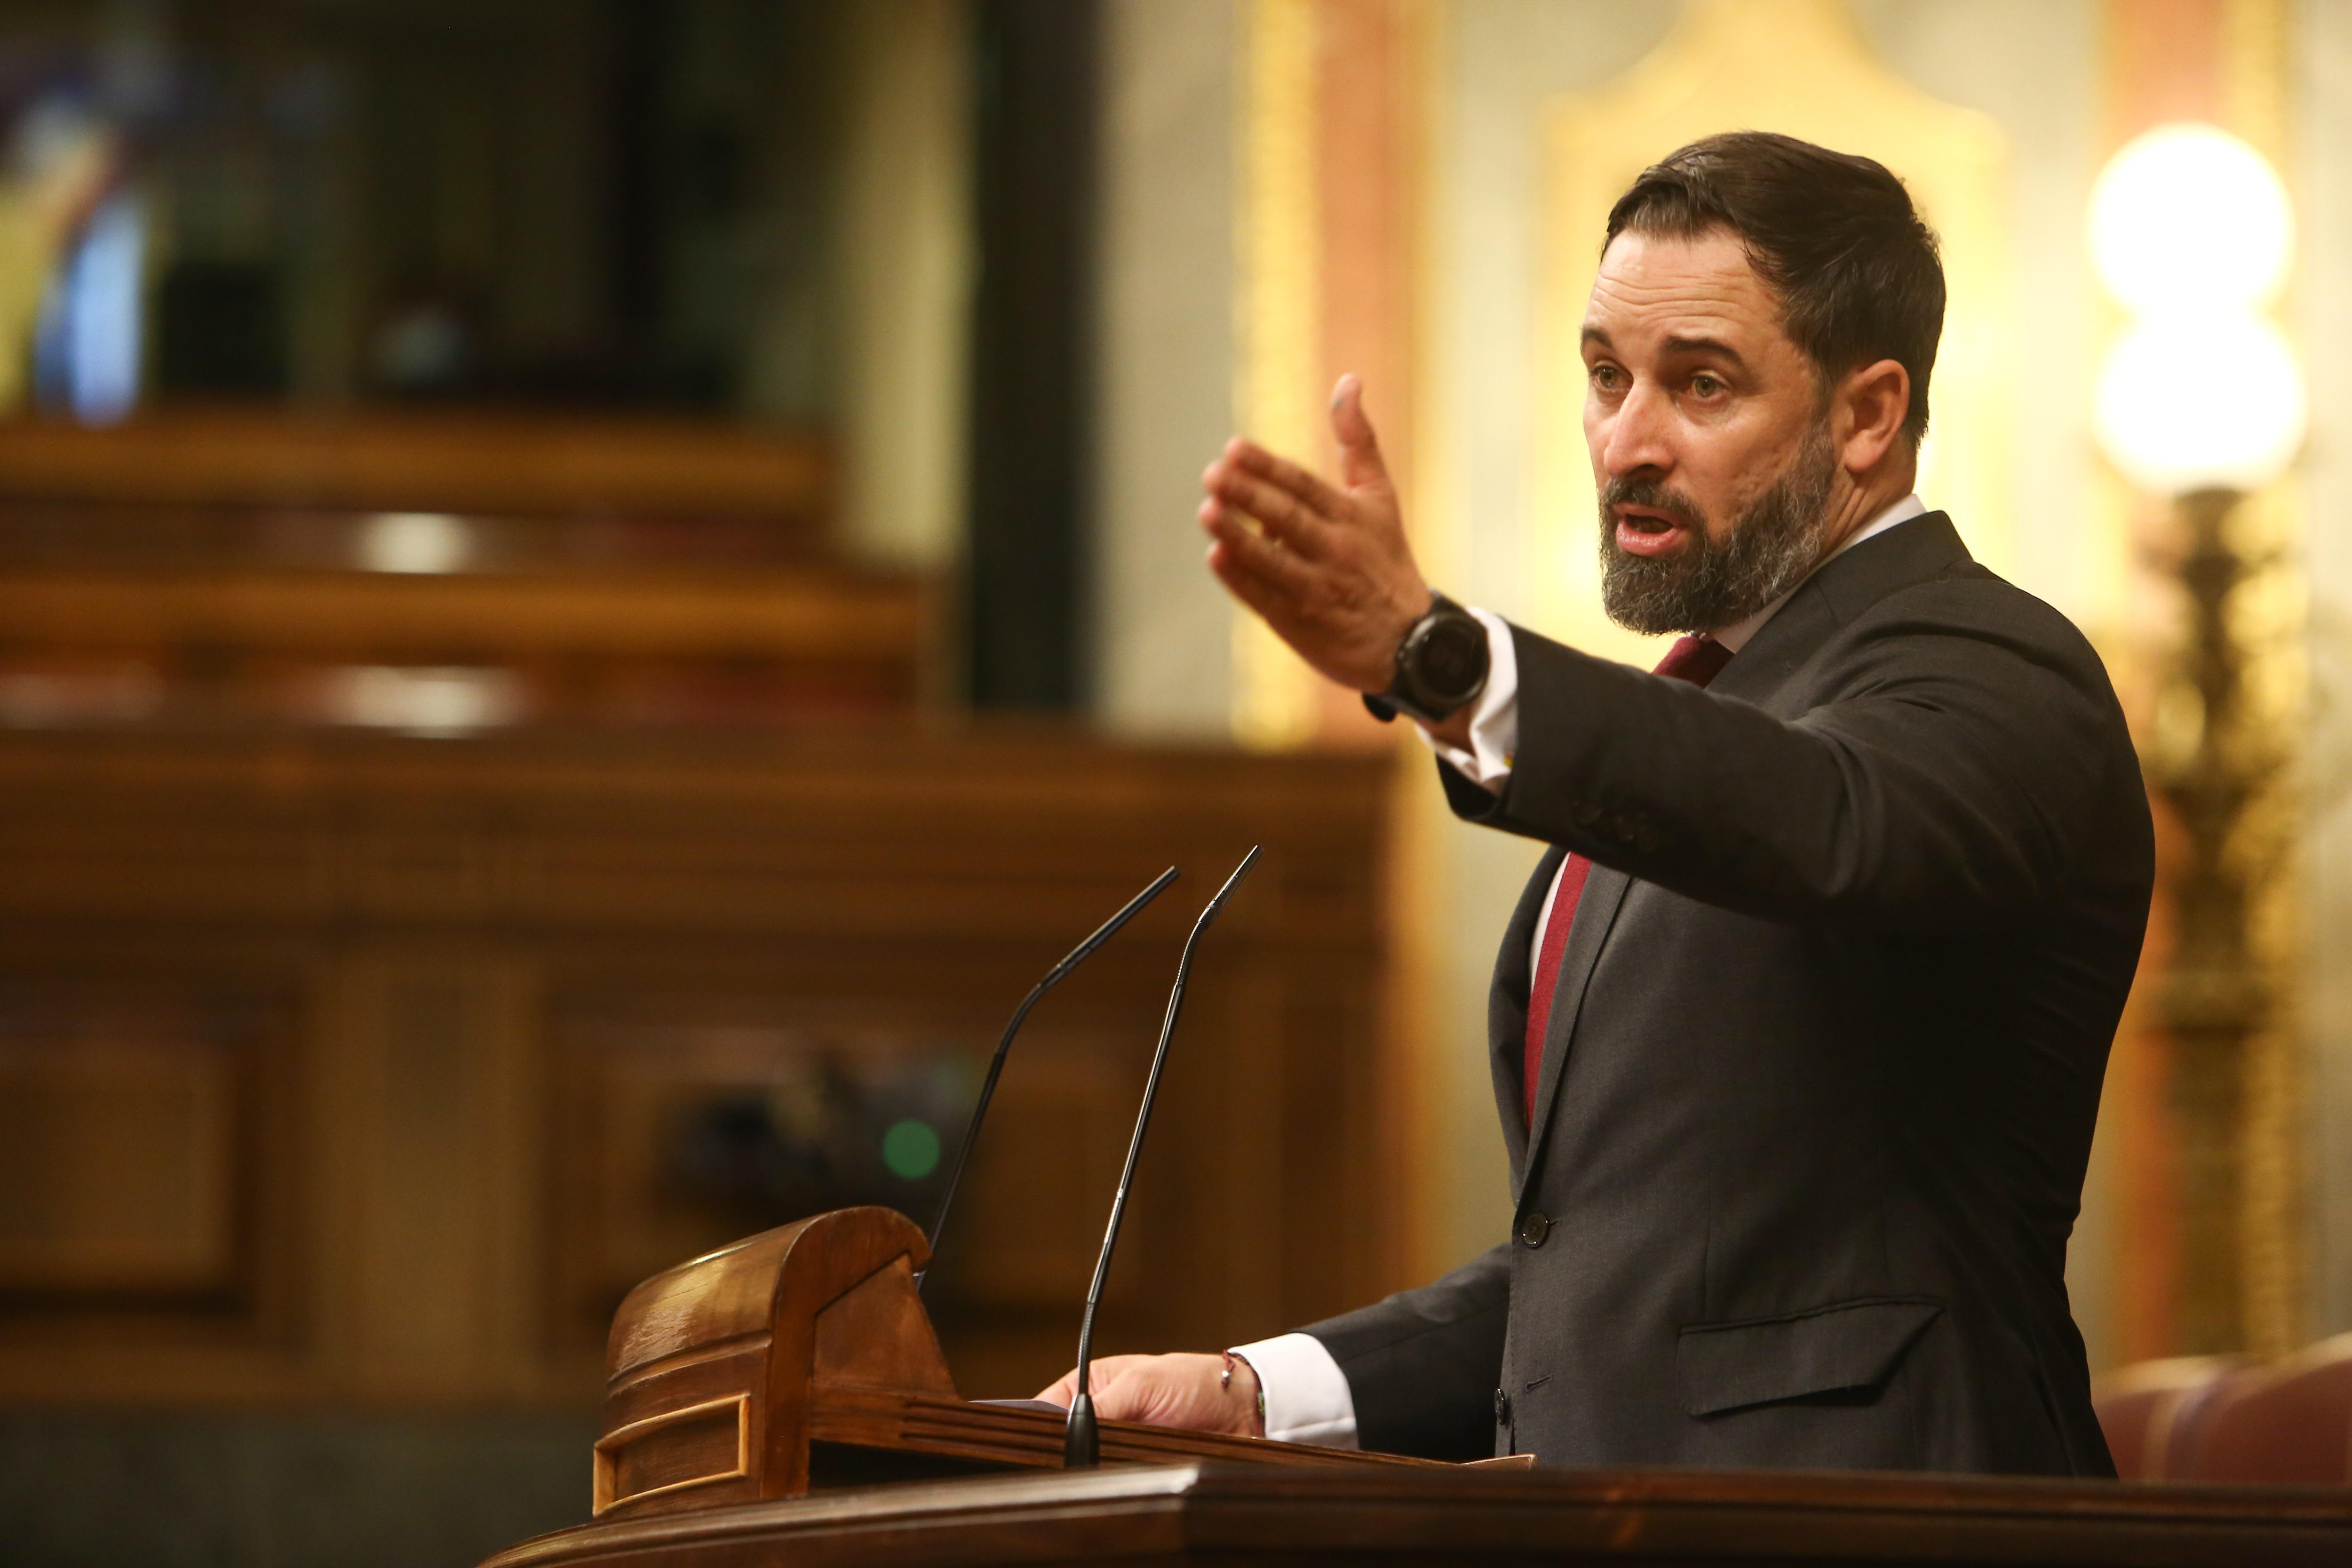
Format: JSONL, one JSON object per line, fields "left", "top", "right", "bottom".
{"left": 1062, "top": 1391, "right": 1100, "bottom": 1469}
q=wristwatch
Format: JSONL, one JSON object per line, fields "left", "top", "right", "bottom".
{"left": 1364, "top": 592, "right": 1490, "bottom": 725}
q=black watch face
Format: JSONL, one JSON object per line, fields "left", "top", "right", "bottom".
{"left": 1416, "top": 616, "right": 1487, "bottom": 703}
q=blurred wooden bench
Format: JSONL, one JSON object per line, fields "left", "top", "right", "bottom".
{"left": 0, "top": 409, "right": 834, "bottom": 525}
{"left": 2097, "top": 1337, "right": 2352, "bottom": 1484}
{"left": 0, "top": 411, "right": 927, "bottom": 726}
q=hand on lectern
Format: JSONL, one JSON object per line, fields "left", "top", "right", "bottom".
{"left": 1034, "top": 1352, "right": 1263, "bottom": 1439}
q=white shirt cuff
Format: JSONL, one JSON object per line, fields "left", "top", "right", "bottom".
{"left": 1229, "top": 1332, "right": 1358, "bottom": 1448}
{"left": 1415, "top": 606, "right": 1518, "bottom": 791}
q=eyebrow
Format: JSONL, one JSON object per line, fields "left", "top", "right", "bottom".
{"left": 1579, "top": 326, "right": 1752, "bottom": 371}
{"left": 1661, "top": 334, "right": 1750, "bottom": 368}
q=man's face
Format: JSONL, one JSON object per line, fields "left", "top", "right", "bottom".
{"left": 1580, "top": 227, "right": 1838, "bottom": 636}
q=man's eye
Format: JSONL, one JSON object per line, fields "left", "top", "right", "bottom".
{"left": 1590, "top": 365, "right": 1624, "bottom": 391}
{"left": 1691, "top": 374, "right": 1724, "bottom": 397}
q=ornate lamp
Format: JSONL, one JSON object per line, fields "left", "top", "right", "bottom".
{"left": 2089, "top": 124, "right": 2304, "bottom": 1354}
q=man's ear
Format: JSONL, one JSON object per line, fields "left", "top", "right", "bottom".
{"left": 1836, "top": 358, "right": 1911, "bottom": 477}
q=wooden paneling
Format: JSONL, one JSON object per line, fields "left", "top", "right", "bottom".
{"left": 0, "top": 984, "right": 284, "bottom": 1309}
{"left": 0, "top": 968, "right": 303, "bottom": 1397}
{"left": 952, "top": 1039, "right": 1136, "bottom": 1309}
{"left": 314, "top": 953, "right": 548, "bottom": 1401}
{"left": 0, "top": 726, "right": 1396, "bottom": 1409}
{"left": 0, "top": 1035, "right": 235, "bottom": 1295}
{"left": 547, "top": 1003, "right": 1139, "bottom": 1334}
{"left": 0, "top": 412, "right": 831, "bottom": 527}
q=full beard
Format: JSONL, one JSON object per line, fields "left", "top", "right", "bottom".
{"left": 1597, "top": 420, "right": 1839, "bottom": 637}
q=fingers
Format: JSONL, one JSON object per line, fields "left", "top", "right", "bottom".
{"left": 1200, "top": 496, "right": 1318, "bottom": 601}
{"left": 1328, "top": 373, "right": 1393, "bottom": 494}
{"left": 1033, "top": 1353, "right": 1253, "bottom": 1435}
{"left": 1033, "top": 1357, "right": 1159, "bottom": 1422}
{"left": 1204, "top": 374, "right": 1388, "bottom": 527}
{"left": 1203, "top": 464, "right": 1340, "bottom": 558}
{"left": 1032, "top": 1356, "right": 1142, "bottom": 1402}
{"left": 1090, "top": 1364, "right": 1165, "bottom": 1423}
{"left": 1233, "top": 442, "right": 1348, "bottom": 518}
{"left": 1204, "top": 507, "right": 1400, "bottom": 692}
{"left": 1217, "top": 437, "right": 1349, "bottom": 521}
{"left": 1205, "top": 536, "right": 1302, "bottom": 634}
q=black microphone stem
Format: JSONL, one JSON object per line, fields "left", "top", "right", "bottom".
{"left": 1065, "top": 845, "right": 1260, "bottom": 1469}
{"left": 920, "top": 866, "right": 1178, "bottom": 1295}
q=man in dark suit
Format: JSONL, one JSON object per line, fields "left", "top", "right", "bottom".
{"left": 1040, "top": 132, "right": 2152, "bottom": 1475}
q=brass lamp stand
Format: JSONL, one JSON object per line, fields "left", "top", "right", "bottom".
{"left": 2145, "top": 486, "right": 2290, "bottom": 1354}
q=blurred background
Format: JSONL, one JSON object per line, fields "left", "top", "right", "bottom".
{"left": 0, "top": 0, "right": 2346, "bottom": 1562}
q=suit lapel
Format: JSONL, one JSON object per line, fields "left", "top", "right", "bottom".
{"left": 1488, "top": 846, "right": 1564, "bottom": 1178}
{"left": 1517, "top": 861, "right": 1632, "bottom": 1200}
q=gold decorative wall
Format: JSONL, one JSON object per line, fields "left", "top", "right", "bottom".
{"left": 1229, "top": 0, "right": 1435, "bottom": 752}
{"left": 1233, "top": 0, "right": 1328, "bottom": 749}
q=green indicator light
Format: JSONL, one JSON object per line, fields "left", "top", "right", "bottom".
{"left": 882, "top": 1119, "right": 942, "bottom": 1180}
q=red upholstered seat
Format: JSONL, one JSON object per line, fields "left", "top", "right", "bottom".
{"left": 2170, "top": 1334, "right": 2352, "bottom": 1485}
{"left": 2092, "top": 1355, "right": 2250, "bottom": 1480}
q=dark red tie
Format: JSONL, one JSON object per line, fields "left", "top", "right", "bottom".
{"left": 1522, "top": 635, "right": 1732, "bottom": 1126}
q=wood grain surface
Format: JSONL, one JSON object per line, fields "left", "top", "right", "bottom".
{"left": 480, "top": 1459, "right": 2352, "bottom": 1568}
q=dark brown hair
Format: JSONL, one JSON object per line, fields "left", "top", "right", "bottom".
{"left": 1605, "top": 131, "right": 1945, "bottom": 448}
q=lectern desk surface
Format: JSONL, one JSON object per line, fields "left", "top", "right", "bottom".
{"left": 557, "top": 1205, "right": 2349, "bottom": 1567}
{"left": 491, "top": 1459, "right": 2352, "bottom": 1568}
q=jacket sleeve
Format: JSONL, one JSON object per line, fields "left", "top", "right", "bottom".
{"left": 1300, "top": 1243, "right": 1510, "bottom": 1461}
{"left": 1443, "top": 592, "right": 2131, "bottom": 929}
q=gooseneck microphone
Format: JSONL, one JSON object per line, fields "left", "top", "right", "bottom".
{"left": 1064, "top": 846, "right": 1261, "bottom": 1469}
{"left": 919, "top": 866, "right": 1179, "bottom": 1296}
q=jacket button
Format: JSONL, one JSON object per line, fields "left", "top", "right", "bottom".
{"left": 1494, "top": 1388, "right": 1512, "bottom": 1424}
{"left": 1518, "top": 1210, "right": 1551, "bottom": 1248}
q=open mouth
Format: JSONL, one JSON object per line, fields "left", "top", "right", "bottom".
{"left": 1612, "top": 506, "right": 1692, "bottom": 557}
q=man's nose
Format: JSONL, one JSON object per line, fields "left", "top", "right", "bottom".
{"left": 1599, "top": 381, "right": 1675, "bottom": 479}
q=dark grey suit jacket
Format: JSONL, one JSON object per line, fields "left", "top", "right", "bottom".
{"left": 1300, "top": 514, "right": 2152, "bottom": 1475}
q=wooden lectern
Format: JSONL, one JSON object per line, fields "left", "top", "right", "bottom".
{"left": 494, "top": 1206, "right": 2352, "bottom": 1568}
{"left": 590, "top": 1206, "right": 1434, "bottom": 1519}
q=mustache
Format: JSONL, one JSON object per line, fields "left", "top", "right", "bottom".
{"left": 1600, "top": 477, "right": 1706, "bottom": 533}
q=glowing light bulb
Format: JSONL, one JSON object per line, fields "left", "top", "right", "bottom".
{"left": 2089, "top": 124, "right": 2291, "bottom": 314}
{"left": 2093, "top": 313, "right": 2305, "bottom": 494}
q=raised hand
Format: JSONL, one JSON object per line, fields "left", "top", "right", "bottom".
{"left": 1033, "top": 1352, "right": 1263, "bottom": 1438}
{"left": 1199, "top": 374, "right": 1432, "bottom": 695}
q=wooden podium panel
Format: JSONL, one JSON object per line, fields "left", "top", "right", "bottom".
{"left": 492, "top": 1461, "right": 2352, "bottom": 1568}
{"left": 593, "top": 1207, "right": 1435, "bottom": 1520}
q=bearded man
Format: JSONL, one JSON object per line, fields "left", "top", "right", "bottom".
{"left": 1040, "top": 132, "right": 2153, "bottom": 1476}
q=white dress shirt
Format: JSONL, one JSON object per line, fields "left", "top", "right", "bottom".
{"left": 1230, "top": 492, "right": 1929, "bottom": 1449}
